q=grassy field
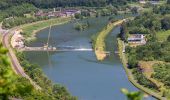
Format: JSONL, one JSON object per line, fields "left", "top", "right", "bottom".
{"left": 95, "top": 20, "right": 124, "bottom": 61}
{"left": 156, "top": 30, "right": 170, "bottom": 42}
{"left": 21, "top": 17, "right": 71, "bottom": 41}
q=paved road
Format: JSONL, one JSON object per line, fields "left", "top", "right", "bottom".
{"left": 1, "top": 28, "right": 41, "bottom": 90}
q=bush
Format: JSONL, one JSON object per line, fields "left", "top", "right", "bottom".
{"left": 132, "top": 68, "right": 158, "bottom": 90}
{"left": 74, "top": 22, "right": 89, "bottom": 31}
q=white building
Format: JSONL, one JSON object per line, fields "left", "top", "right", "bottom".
{"left": 139, "top": 0, "right": 146, "bottom": 4}
{"left": 128, "top": 34, "right": 146, "bottom": 44}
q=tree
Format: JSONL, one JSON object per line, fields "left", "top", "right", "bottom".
{"left": 167, "top": 35, "right": 170, "bottom": 42}
{"left": 161, "top": 16, "right": 170, "bottom": 30}
{"left": 74, "top": 13, "right": 82, "bottom": 19}
{"left": 167, "top": 0, "right": 170, "bottom": 4}
{"left": 128, "top": 55, "right": 138, "bottom": 69}
{"left": 121, "top": 88, "right": 143, "bottom": 100}
{"left": 0, "top": 44, "right": 17, "bottom": 99}
{"left": 120, "top": 23, "right": 128, "bottom": 41}
{"left": 131, "top": 7, "right": 138, "bottom": 14}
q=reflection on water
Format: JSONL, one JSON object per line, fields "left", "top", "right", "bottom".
{"left": 25, "top": 16, "right": 154, "bottom": 100}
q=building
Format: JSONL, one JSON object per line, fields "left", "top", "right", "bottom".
{"left": 139, "top": 0, "right": 146, "bottom": 4}
{"left": 35, "top": 9, "right": 81, "bottom": 18}
{"left": 149, "top": 1, "right": 160, "bottom": 5}
{"left": 64, "top": 10, "right": 81, "bottom": 16}
{"left": 128, "top": 34, "right": 146, "bottom": 44}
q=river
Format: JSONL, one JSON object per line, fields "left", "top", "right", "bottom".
{"left": 25, "top": 16, "right": 154, "bottom": 100}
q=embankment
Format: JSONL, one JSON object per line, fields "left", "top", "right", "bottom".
{"left": 94, "top": 19, "right": 124, "bottom": 61}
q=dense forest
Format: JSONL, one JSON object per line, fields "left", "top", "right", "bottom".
{"left": 0, "top": 0, "right": 138, "bottom": 9}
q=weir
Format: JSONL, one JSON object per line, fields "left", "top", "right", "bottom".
{"left": 20, "top": 46, "right": 93, "bottom": 52}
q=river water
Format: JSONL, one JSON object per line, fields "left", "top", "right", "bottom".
{"left": 25, "top": 16, "right": 154, "bottom": 100}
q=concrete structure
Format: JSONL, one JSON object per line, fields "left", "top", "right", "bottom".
{"left": 139, "top": 0, "right": 160, "bottom": 5}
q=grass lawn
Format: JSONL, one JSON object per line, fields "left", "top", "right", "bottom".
{"left": 156, "top": 30, "right": 170, "bottom": 42}
{"left": 21, "top": 17, "right": 71, "bottom": 38}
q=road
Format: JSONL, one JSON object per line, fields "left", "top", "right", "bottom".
{"left": 1, "top": 27, "right": 41, "bottom": 90}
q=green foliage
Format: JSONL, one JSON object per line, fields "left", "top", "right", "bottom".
{"left": 0, "top": 44, "right": 36, "bottom": 99}
{"left": 74, "top": 22, "right": 89, "bottom": 31}
{"left": 152, "top": 63, "right": 170, "bottom": 87}
{"left": 91, "top": 34, "right": 97, "bottom": 49}
{"left": 128, "top": 55, "right": 138, "bottom": 69}
{"left": 0, "top": 3, "right": 37, "bottom": 22}
{"left": 0, "top": 0, "right": 137, "bottom": 9}
{"left": 74, "top": 13, "right": 83, "bottom": 19}
{"left": 157, "top": 4, "right": 170, "bottom": 15}
{"left": 167, "top": 35, "right": 170, "bottom": 42}
{"left": 132, "top": 68, "right": 158, "bottom": 90}
{"left": 121, "top": 88, "right": 143, "bottom": 100}
{"left": 126, "top": 41, "right": 170, "bottom": 62}
{"left": 0, "top": 44, "right": 15, "bottom": 99}
{"left": 168, "top": 0, "right": 170, "bottom": 4}
{"left": 96, "top": 7, "right": 118, "bottom": 17}
{"left": 2, "top": 16, "right": 49, "bottom": 29}
{"left": 161, "top": 16, "right": 170, "bottom": 30}
{"left": 81, "top": 10, "right": 91, "bottom": 17}
{"left": 131, "top": 7, "right": 138, "bottom": 14}
{"left": 127, "top": 13, "right": 161, "bottom": 33}
{"left": 129, "top": 27, "right": 150, "bottom": 34}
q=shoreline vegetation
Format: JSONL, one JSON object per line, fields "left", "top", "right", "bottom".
{"left": 94, "top": 19, "right": 124, "bottom": 61}
{"left": 20, "top": 17, "right": 71, "bottom": 43}
{"left": 117, "top": 38, "right": 165, "bottom": 100}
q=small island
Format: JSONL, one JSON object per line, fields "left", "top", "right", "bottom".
{"left": 74, "top": 21, "right": 89, "bottom": 31}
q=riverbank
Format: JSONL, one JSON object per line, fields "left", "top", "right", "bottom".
{"left": 21, "top": 17, "right": 71, "bottom": 42}
{"left": 117, "top": 38, "right": 165, "bottom": 100}
{"left": 94, "top": 19, "right": 124, "bottom": 61}
{"left": 4, "top": 17, "right": 77, "bottom": 99}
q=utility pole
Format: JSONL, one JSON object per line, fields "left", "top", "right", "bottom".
{"left": 47, "top": 24, "right": 52, "bottom": 48}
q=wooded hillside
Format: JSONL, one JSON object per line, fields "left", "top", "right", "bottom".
{"left": 0, "top": 0, "right": 137, "bottom": 9}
